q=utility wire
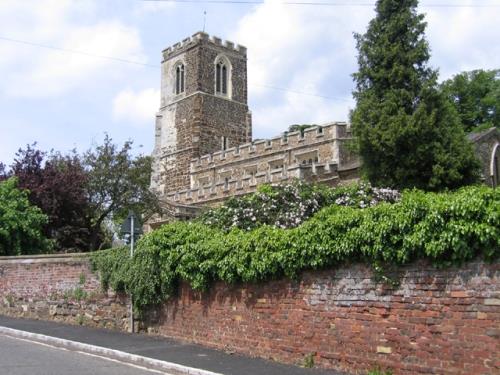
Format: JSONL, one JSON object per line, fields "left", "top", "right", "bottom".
{"left": 141, "top": 0, "right": 500, "bottom": 8}
{"left": 0, "top": 35, "right": 348, "bottom": 101}
{"left": 0, "top": 36, "right": 159, "bottom": 69}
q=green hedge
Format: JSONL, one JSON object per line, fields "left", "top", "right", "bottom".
{"left": 92, "top": 186, "right": 499, "bottom": 311}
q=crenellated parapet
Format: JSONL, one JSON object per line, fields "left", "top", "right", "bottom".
{"left": 159, "top": 122, "right": 359, "bottom": 206}
{"left": 190, "top": 122, "right": 350, "bottom": 172}
{"left": 162, "top": 31, "right": 247, "bottom": 62}
{"left": 165, "top": 160, "right": 343, "bottom": 206}
{"left": 149, "top": 32, "right": 360, "bottom": 227}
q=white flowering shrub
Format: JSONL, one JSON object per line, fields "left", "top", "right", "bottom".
{"left": 333, "top": 182, "right": 401, "bottom": 209}
{"left": 200, "top": 180, "right": 400, "bottom": 231}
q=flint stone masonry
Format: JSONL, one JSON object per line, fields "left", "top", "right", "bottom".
{"left": 149, "top": 32, "right": 360, "bottom": 226}
{"left": 1, "top": 254, "right": 498, "bottom": 375}
{"left": 162, "top": 122, "right": 359, "bottom": 207}
{"left": 151, "top": 31, "right": 251, "bottom": 196}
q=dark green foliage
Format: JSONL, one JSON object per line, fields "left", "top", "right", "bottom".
{"left": 11, "top": 145, "right": 93, "bottom": 252}
{"left": 0, "top": 178, "right": 52, "bottom": 255}
{"left": 440, "top": 69, "right": 499, "bottom": 133}
{"left": 84, "top": 134, "right": 161, "bottom": 250}
{"left": 91, "top": 246, "right": 130, "bottom": 292}
{"left": 92, "top": 185, "right": 499, "bottom": 311}
{"left": 1, "top": 137, "right": 159, "bottom": 252}
{"left": 351, "top": 0, "right": 479, "bottom": 190}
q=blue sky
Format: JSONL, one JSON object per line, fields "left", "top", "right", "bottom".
{"left": 1, "top": 0, "right": 499, "bottom": 165}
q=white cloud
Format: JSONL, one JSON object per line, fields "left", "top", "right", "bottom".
{"left": 231, "top": 0, "right": 500, "bottom": 138}
{"left": 425, "top": 3, "right": 500, "bottom": 80}
{"left": 0, "top": 0, "right": 146, "bottom": 98}
{"left": 232, "top": 0, "right": 372, "bottom": 136}
{"left": 252, "top": 56, "right": 354, "bottom": 136}
{"left": 112, "top": 88, "right": 160, "bottom": 125}
{"left": 133, "top": 1, "right": 176, "bottom": 15}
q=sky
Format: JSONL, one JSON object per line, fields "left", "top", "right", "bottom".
{"left": 0, "top": 0, "right": 499, "bottom": 165}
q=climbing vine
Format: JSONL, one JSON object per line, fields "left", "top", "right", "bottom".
{"left": 92, "top": 184, "right": 499, "bottom": 311}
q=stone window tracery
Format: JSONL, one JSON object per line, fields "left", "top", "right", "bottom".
{"left": 175, "top": 63, "right": 185, "bottom": 95}
{"left": 215, "top": 55, "right": 231, "bottom": 98}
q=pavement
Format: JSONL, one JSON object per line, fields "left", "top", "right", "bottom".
{"left": 0, "top": 315, "right": 345, "bottom": 375}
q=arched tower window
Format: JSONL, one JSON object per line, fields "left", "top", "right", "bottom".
{"left": 215, "top": 55, "right": 231, "bottom": 97}
{"left": 175, "top": 64, "right": 185, "bottom": 95}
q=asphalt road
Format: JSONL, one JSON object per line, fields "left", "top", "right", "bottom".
{"left": 0, "top": 334, "right": 170, "bottom": 375}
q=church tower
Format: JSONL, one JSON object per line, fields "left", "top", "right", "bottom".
{"left": 151, "top": 32, "right": 252, "bottom": 195}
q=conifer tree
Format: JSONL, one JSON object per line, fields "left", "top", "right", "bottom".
{"left": 351, "top": 0, "right": 479, "bottom": 190}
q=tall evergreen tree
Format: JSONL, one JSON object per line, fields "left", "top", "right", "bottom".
{"left": 351, "top": 0, "right": 479, "bottom": 190}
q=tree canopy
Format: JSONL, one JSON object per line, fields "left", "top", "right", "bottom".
{"left": 84, "top": 135, "right": 160, "bottom": 251}
{"left": 0, "top": 178, "right": 51, "bottom": 256}
{"left": 351, "top": 0, "right": 479, "bottom": 190}
{"left": 11, "top": 145, "right": 92, "bottom": 251}
{"left": 440, "top": 69, "right": 499, "bottom": 133}
{"left": 1, "top": 136, "right": 160, "bottom": 253}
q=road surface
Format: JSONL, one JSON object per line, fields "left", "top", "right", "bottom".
{"left": 0, "top": 334, "right": 170, "bottom": 375}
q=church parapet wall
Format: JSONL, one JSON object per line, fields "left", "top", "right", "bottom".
{"left": 166, "top": 161, "right": 342, "bottom": 206}
{"left": 164, "top": 122, "right": 358, "bottom": 206}
{"left": 190, "top": 122, "right": 348, "bottom": 171}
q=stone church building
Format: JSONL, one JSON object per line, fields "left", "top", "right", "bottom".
{"left": 148, "top": 32, "right": 359, "bottom": 227}
{"left": 148, "top": 32, "right": 499, "bottom": 228}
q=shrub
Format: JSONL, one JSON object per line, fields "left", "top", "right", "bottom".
{"left": 200, "top": 180, "right": 400, "bottom": 231}
{"left": 92, "top": 185, "right": 499, "bottom": 312}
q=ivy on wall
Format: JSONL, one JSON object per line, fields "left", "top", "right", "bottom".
{"left": 92, "top": 184, "right": 499, "bottom": 311}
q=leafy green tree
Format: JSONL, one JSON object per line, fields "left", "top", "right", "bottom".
{"left": 0, "top": 178, "right": 51, "bottom": 255}
{"left": 10, "top": 145, "right": 94, "bottom": 252}
{"left": 351, "top": 0, "right": 479, "bottom": 190}
{"left": 84, "top": 135, "right": 160, "bottom": 250}
{"left": 440, "top": 69, "right": 499, "bottom": 133}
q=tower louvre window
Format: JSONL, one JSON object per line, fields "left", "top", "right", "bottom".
{"left": 175, "top": 64, "right": 185, "bottom": 95}
{"left": 222, "top": 65, "right": 227, "bottom": 94}
{"left": 222, "top": 136, "right": 229, "bottom": 150}
{"left": 215, "top": 57, "right": 230, "bottom": 96}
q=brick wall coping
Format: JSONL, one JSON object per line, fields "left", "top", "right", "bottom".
{"left": 0, "top": 252, "right": 89, "bottom": 264}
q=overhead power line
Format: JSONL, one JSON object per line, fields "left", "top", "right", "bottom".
{"left": 141, "top": 0, "right": 500, "bottom": 8}
{"left": 0, "top": 36, "right": 159, "bottom": 69}
{"left": 0, "top": 35, "right": 348, "bottom": 101}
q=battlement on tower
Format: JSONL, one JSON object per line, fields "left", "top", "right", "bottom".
{"left": 162, "top": 31, "right": 247, "bottom": 61}
{"left": 149, "top": 32, "right": 360, "bottom": 226}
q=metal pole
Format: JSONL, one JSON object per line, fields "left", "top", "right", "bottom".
{"left": 129, "top": 214, "right": 134, "bottom": 333}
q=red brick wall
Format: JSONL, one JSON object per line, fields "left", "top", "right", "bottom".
{"left": 144, "top": 262, "right": 499, "bottom": 375}
{"left": 1, "top": 254, "right": 498, "bottom": 374}
{"left": 0, "top": 254, "right": 128, "bottom": 330}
